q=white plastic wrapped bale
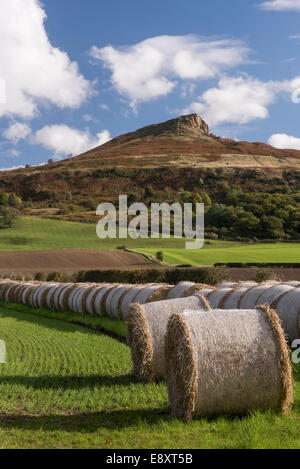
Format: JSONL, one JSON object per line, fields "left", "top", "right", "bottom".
{"left": 206, "top": 288, "right": 235, "bottom": 309}
{"left": 166, "top": 282, "right": 195, "bottom": 299}
{"left": 67, "top": 284, "right": 87, "bottom": 311}
{"left": 221, "top": 287, "right": 249, "bottom": 309}
{"left": 21, "top": 283, "right": 39, "bottom": 305}
{"left": 93, "top": 284, "right": 118, "bottom": 316}
{"left": 0, "top": 280, "right": 14, "bottom": 300}
{"left": 85, "top": 284, "right": 106, "bottom": 315}
{"left": 4, "top": 282, "right": 20, "bottom": 302}
{"left": 104, "top": 284, "right": 128, "bottom": 318}
{"left": 133, "top": 284, "right": 172, "bottom": 305}
{"left": 73, "top": 284, "right": 97, "bottom": 313}
{"left": 45, "top": 284, "right": 63, "bottom": 310}
{"left": 283, "top": 281, "right": 300, "bottom": 287}
{"left": 108, "top": 284, "right": 136, "bottom": 319}
{"left": 239, "top": 284, "right": 273, "bottom": 309}
{"left": 34, "top": 283, "right": 59, "bottom": 308}
{"left": 272, "top": 288, "right": 300, "bottom": 342}
{"left": 119, "top": 285, "right": 150, "bottom": 320}
{"left": 10, "top": 283, "right": 26, "bottom": 303}
{"left": 57, "top": 283, "right": 78, "bottom": 311}
{"left": 165, "top": 307, "right": 293, "bottom": 420}
{"left": 51, "top": 283, "right": 70, "bottom": 310}
{"left": 127, "top": 294, "right": 211, "bottom": 382}
{"left": 216, "top": 282, "right": 237, "bottom": 289}
{"left": 257, "top": 284, "right": 295, "bottom": 308}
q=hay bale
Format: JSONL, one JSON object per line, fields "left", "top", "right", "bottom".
{"left": 0, "top": 280, "right": 13, "bottom": 300}
{"left": 119, "top": 285, "right": 150, "bottom": 319}
{"left": 206, "top": 288, "right": 234, "bottom": 309}
{"left": 85, "top": 284, "right": 106, "bottom": 315}
{"left": 51, "top": 283, "right": 70, "bottom": 310}
{"left": 165, "top": 306, "right": 293, "bottom": 420}
{"left": 74, "top": 284, "right": 98, "bottom": 314}
{"left": 67, "top": 284, "right": 87, "bottom": 311}
{"left": 221, "top": 287, "right": 249, "bottom": 309}
{"left": 284, "top": 281, "right": 300, "bottom": 287}
{"left": 93, "top": 284, "right": 118, "bottom": 316}
{"left": 167, "top": 282, "right": 195, "bottom": 299}
{"left": 272, "top": 288, "right": 300, "bottom": 342}
{"left": 57, "top": 283, "right": 77, "bottom": 311}
{"left": 104, "top": 284, "right": 129, "bottom": 318}
{"left": 22, "top": 284, "right": 40, "bottom": 305}
{"left": 108, "top": 284, "right": 136, "bottom": 319}
{"left": 45, "top": 284, "right": 63, "bottom": 310}
{"left": 133, "top": 285, "right": 171, "bottom": 305}
{"left": 183, "top": 284, "right": 214, "bottom": 298}
{"left": 4, "top": 282, "right": 20, "bottom": 302}
{"left": 239, "top": 285, "right": 273, "bottom": 309}
{"left": 127, "top": 294, "right": 211, "bottom": 382}
{"left": 257, "top": 284, "right": 295, "bottom": 307}
{"left": 34, "top": 283, "right": 59, "bottom": 308}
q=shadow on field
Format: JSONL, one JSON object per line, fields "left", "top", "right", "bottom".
{"left": 0, "top": 374, "right": 136, "bottom": 389}
{"left": 0, "top": 407, "right": 171, "bottom": 433}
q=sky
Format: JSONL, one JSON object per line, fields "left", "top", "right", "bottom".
{"left": 1, "top": 0, "right": 300, "bottom": 169}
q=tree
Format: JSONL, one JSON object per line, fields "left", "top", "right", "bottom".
{"left": 259, "top": 216, "right": 285, "bottom": 239}
{"left": 0, "top": 206, "right": 19, "bottom": 228}
{"left": 156, "top": 251, "right": 164, "bottom": 262}
{"left": 202, "top": 192, "right": 212, "bottom": 206}
{"left": 0, "top": 192, "right": 9, "bottom": 205}
{"left": 8, "top": 193, "right": 22, "bottom": 207}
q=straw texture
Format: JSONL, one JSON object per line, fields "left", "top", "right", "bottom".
{"left": 165, "top": 307, "right": 293, "bottom": 420}
{"left": 127, "top": 294, "right": 211, "bottom": 382}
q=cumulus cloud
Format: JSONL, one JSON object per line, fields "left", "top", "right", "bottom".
{"left": 0, "top": 0, "right": 91, "bottom": 119}
{"left": 90, "top": 35, "right": 248, "bottom": 108}
{"left": 32, "top": 125, "right": 111, "bottom": 157}
{"left": 260, "top": 0, "right": 300, "bottom": 11}
{"left": 183, "top": 76, "right": 276, "bottom": 125}
{"left": 183, "top": 74, "right": 300, "bottom": 126}
{"left": 268, "top": 133, "right": 300, "bottom": 149}
{"left": 3, "top": 122, "right": 31, "bottom": 144}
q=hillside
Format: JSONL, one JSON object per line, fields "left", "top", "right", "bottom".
{"left": 1, "top": 114, "right": 300, "bottom": 220}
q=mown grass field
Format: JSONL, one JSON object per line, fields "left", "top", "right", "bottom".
{"left": 0, "top": 304, "right": 299, "bottom": 449}
{"left": 0, "top": 216, "right": 299, "bottom": 265}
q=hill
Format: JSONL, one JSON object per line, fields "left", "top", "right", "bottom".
{"left": 0, "top": 114, "right": 299, "bottom": 233}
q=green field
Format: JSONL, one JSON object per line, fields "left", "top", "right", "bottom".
{"left": 0, "top": 216, "right": 299, "bottom": 265}
{"left": 0, "top": 304, "right": 299, "bottom": 449}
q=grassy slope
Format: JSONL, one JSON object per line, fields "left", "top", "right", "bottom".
{"left": 0, "top": 305, "right": 299, "bottom": 449}
{"left": 0, "top": 216, "right": 299, "bottom": 265}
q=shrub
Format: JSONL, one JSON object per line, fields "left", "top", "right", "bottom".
{"left": 156, "top": 251, "right": 164, "bottom": 262}
{"left": 46, "top": 271, "right": 62, "bottom": 282}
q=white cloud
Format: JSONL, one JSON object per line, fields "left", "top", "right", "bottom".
{"left": 260, "top": 0, "right": 300, "bottom": 11}
{"left": 0, "top": 0, "right": 91, "bottom": 119}
{"left": 183, "top": 74, "right": 300, "bottom": 126}
{"left": 289, "top": 33, "right": 300, "bottom": 39}
{"left": 268, "top": 133, "right": 300, "bottom": 149}
{"left": 90, "top": 35, "right": 248, "bottom": 108}
{"left": 99, "top": 103, "right": 109, "bottom": 111}
{"left": 32, "top": 125, "right": 111, "bottom": 156}
{"left": 183, "top": 76, "right": 276, "bottom": 126}
{"left": 3, "top": 122, "right": 31, "bottom": 144}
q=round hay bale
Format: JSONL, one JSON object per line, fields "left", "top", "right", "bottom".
{"left": 239, "top": 284, "right": 273, "bottom": 309}
{"left": 256, "top": 284, "right": 295, "bottom": 308}
{"left": 165, "top": 306, "right": 293, "bottom": 420}
{"left": 57, "top": 283, "right": 77, "bottom": 311}
{"left": 67, "top": 284, "right": 86, "bottom": 311}
{"left": 147, "top": 285, "right": 172, "bottom": 303}
{"left": 74, "top": 284, "right": 98, "bottom": 314}
{"left": 167, "top": 282, "right": 195, "bottom": 299}
{"left": 45, "top": 284, "right": 63, "bottom": 310}
{"left": 11, "top": 283, "right": 26, "bottom": 303}
{"left": 28, "top": 284, "right": 41, "bottom": 307}
{"left": 35, "top": 283, "right": 59, "bottom": 308}
{"left": 93, "top": 284, "right": 118, "bottom": 316}
{"left": 216, "top": 282, "right": 236, "bottom": 289}
{"left": 119, "top": 285, "right": 150, "bottom": 319}
{"left": 221, "top": 287, "right": 249, "bottom": 309}
{"left": 104, "top": 284, "right": 129, "bottom": 318}
{"left": 0, "top": 280, "right": 14, "bottom": 300}
{"left": 206, "top": 288, "right": 234, "bottom": 309}
{"left": 272, "top": 288, "right": 300, "bottom": 342}
{"left": 4, "top": 282, "right": 19, "bottom": 302}
{"left": 108, "top": 284, "right": 136, "bottom": 319}
{"left": 183, "top": 284, "right": 214, "bottom": 298}
{"left": 22, "top": 284, "right": 39, "bottom": 305}
{"left": 127, "top": 294, "right": 211, "bottom": 382}
{"left": 52, "top": 283, "right": 70, "bottom": 310}
{"left": 85, "top": 284, "right": 106, "bottom": 315}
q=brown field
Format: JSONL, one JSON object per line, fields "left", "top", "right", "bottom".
{"left": 0, "top": 249, "right": 152, "bottom": 274}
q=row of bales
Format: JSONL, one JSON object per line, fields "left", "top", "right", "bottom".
{"left": 0, "top": 278, "right": 299, "bottom": 420}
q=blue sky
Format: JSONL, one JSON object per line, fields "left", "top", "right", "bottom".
{"left": 1, "top": 0, "right": 300, "bottom": 169}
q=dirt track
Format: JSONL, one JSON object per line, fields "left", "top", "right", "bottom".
{"left": 0, "top": 250, "right": 153, "bottom": 274}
